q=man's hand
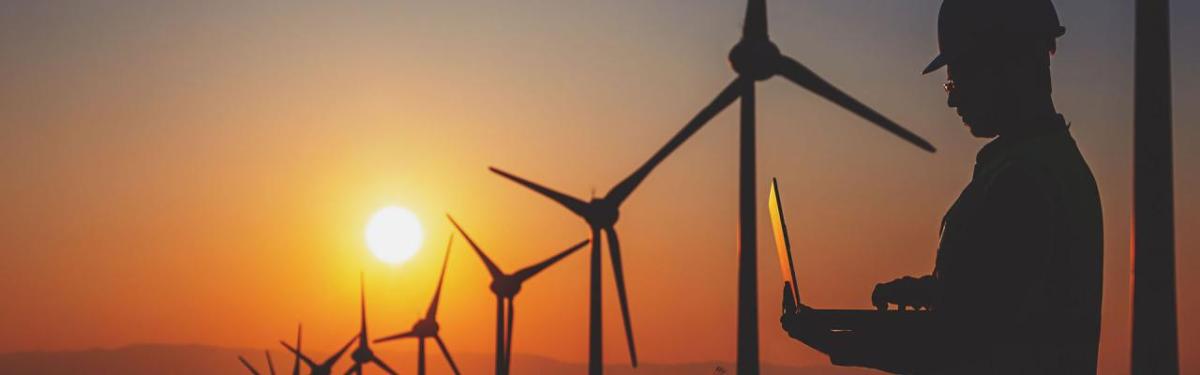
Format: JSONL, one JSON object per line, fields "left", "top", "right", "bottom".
{"left": 871, "top": 275, "right": 938, "bottom": 311}
{"left": 781, "top": 310, "right": 870, "bottom": 367}
{"left": 779, "top": 284, "right": 843, "bottom": 357}
{"left": 780, "top": 308, "right": 833, "bottom": 353}
{"left": 780, "top": 283, "right": 820, "bottom": 348}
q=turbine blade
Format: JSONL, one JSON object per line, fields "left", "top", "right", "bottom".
{"left": 435, "top": 336, "right": 462, "bottom": 375}
{"left": 265, "top": 350, "right": 276, "bottom": 375}
{"left": 324, "top": 334, "right": 357, "bottom": 367}
{"left": 506, "top": 298, "right": 515, "bottom": 370}
{"left": 373, "top": 330, "right": 417, "bottom": 343}
{"left": 279, "top": 341, "right": 316, "bottom": 369}
{"left": 360, "top": 272, "right": 368, "bottom": 340}
{"left": 605, "top": 228, "right": 638, "bottom": 367}
{"left": 238, "top": 356, "right": 262, "bottom": 375}
{"left": 342, "top": 363, "right": 361, "bottom": 375}
{"left": 743, "top": 0, "right": 768, "bottom": 40}
{"left": 447, "top": 215, "right": 505, "bottom": 278}
{"left": 606, "top": 78, "right": 742, "bottom": 205}
{"left": 372, "top": 357, "right": 399, "bottom": 375}
{"left": 291, "top": 325, "right": 302, "bottom": 375}
{"left": 427, "top": 234, "right": 454, "bottom": 319}
{"left": 513, "top": 239, "right": 589, "bottom": 282}
{"left": 488, "top": 167, "right": 590, "bottom": 217}
{"left": 774, "top": 55, "right": 936, "bottom": 152}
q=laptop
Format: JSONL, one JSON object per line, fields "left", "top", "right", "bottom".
{"left": 769, "top": 178, "right": 929, "bottom": 331}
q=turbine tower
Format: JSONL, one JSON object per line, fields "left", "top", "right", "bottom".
{"left": 374, "top": 235, "right": 462, "bottom": 375}
{"left": 280, "top": 332, "right": 356, "bottom": 375}
{"left": 1132, "top": 0, "right": 1178, "bottom": 373}
{"left": 346, "top": 273, "right": 399, "bottom": 375}
{"left": 447, "top": 215, "right": 589, "bottom": 375}
{"left": 495, "top": 1, "right": 934, "bottom": 373}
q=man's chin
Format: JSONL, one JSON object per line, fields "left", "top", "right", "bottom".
{"left": 963, "top": 119, "right": 1000, "bottom": 138}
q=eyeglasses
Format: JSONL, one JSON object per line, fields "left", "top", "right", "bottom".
{"left": 943, "top": 80, "right": 956, "bottom": 94}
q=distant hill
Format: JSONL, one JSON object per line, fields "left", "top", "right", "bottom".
{"left": 0, "top": 344, "right": 884, "bottom": 374}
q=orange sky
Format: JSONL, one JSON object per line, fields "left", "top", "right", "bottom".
{"left": 1, "top": 1, "right": 1198, "bottom": 374}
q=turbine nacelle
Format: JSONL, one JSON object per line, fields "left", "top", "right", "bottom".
{"left": 586, "top": 198, "right": 620, "bottom": 229}
{"left": 490, "top": 276, "right": 523, "bottom": 298}
{"left": 351, "top": 346, "right": 374, "bottom": 364}
{"left": 412, "top": 318, "right": 440, "bottom": 337}
{"left": 728, "top": 38, "right": 781, "bottom": 81}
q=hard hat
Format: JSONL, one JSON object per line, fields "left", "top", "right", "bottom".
{"left": 922, "top": 0, "right": 1067, "bottom": 75}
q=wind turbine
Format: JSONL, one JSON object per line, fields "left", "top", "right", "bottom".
{"left": 373, "top": 234, "right": 462, "bottom": 375}
{"left": 346, "top": 273, "right": 399, "bottom": 375}
{"left": 493, "top": 1, "right": 935, "bottom": 374}
{"left": 280, "top": 332, "right": 356, "bottom": 375}
{"left": 237, "top": 350, "right": 275, "bottom": 375}
{"left": 447, "top": 215, "right": 589, "bottom": 375}
{"left": 486, "top": 165, "right": 643, "bottom": 375}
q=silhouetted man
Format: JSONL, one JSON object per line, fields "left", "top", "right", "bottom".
{"left": 780, "top": 0, "right": 1103, "bottom": 374}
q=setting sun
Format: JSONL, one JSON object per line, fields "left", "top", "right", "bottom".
{"left": 365, "top": 206, "right": 424, "bottom": 265}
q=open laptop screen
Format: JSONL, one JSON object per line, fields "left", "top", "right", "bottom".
{"left": 769, "top": 178, "right": 801, "bottom": 306}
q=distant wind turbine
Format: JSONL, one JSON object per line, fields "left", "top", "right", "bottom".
{"left": 279, "top": 332, "right": 355, "bottom": 375}
{"left": 237, "top": 351, "right": 275, "bottom": 375}
{"left": 447, "top": 215, "right": 589, "bottom": 375}
{"left": 486, "top": 162, "right": 646, "bottom": 374}
{"left": 373, "top": 234, "right": 462, "bottom": 375}
{"left": 345, "top": 273, "right": 399, "bottom": 375}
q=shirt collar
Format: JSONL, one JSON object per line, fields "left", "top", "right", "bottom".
{"left": 976, "top": 114, "right": 1068, "bottom": 164}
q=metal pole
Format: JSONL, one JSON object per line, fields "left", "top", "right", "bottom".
{"left": 737, "top": 78, "right": 760, "bottom": 375}
{"left": 418, "top": 338, "right": 427, "bottom": 375}
{"left": 496, "top": 297, "right": 506, "bottom": 375}
{"left": 589, "top": 228, "right": 603, "bottom": 375}
{"left": 1132, "top": 0, "right": 1178, "bottom": 374}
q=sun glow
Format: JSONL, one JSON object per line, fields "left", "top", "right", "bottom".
{"left": 365, "top": 206, "right": 424, "bottom": 265}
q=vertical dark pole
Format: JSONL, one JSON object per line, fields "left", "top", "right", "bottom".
{"left": 496, "top": 297, "right": 506, "bottom": 375}
{"left": 737, "top": 79, "right": 760, "bottom": 375}
{"left": 589, "top": 228, "right": 604, "bottom": 375}
{"left": 418, "top": 338, "right": 427, "bottom": 375}
{"left": 506, "top": 299, "right": 515, "bottom": 374}
{"left": 1132, "top": 0, "right": 1178, "bottom": 374}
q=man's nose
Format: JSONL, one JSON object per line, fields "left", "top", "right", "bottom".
{"left": 947, "top": 90, "right": 960, "bottom": 108}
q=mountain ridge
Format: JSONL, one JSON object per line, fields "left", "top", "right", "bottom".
{"left": 0, "top": 343, "right": 883, "bottom": 374}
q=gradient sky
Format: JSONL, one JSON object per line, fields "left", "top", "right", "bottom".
{"left": 1, "top": 1, "right": 1197, "bottom": 374}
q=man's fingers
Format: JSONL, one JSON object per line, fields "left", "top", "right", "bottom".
{"left": 871, "top": 283, "right": 888, "bottom": 310}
